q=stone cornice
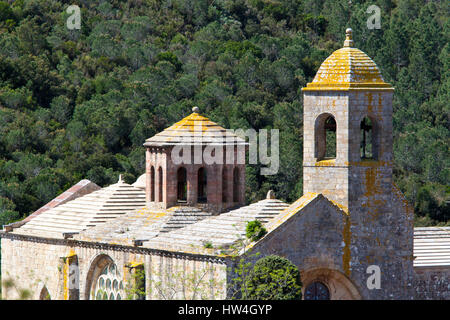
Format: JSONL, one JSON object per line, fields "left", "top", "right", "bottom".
{"left": 0, "top": 231, "right": 226, "bottom": 264}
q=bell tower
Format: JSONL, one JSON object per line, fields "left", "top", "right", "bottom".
{"left": 301, "top": 29, "right": 414, "bottom": 299}
{"left": 302, "top": 28, "right": 394, "bottom": 211}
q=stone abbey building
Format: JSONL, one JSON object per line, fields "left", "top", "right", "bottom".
{"left": 1, "top": 29, "right": 449, "bottom": 300}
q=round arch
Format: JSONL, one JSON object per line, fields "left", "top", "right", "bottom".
{"left": 314, "top": 113, "right": 337, "bottom": 160}
{"left": 150, "top": 166, "right": 155, "bottom": 201}
{"left": 177, "top": 166, "right": 187, "bottom": 202}
{"left": 84, "top": 253, "right": 114, "bottom": 300}
{"left": 358, "top": 114, "right": 380, "bottom": 160}
{"left": 301, "top": 268, "right": 361, "bottom": 300}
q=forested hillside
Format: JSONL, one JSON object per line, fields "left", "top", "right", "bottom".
{"left": 0, "top": 0, "right": 447, "bottom": 226}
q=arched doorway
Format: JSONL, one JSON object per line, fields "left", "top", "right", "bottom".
{"left": 304, "top": 281, "right": 330, "bottom": 300}
{"left": 301, "top": 268, "right": 361, "bottom": 300}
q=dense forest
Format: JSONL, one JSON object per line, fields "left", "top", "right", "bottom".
{"left": 0, "top": 0, "right": 447, "bottom": 226}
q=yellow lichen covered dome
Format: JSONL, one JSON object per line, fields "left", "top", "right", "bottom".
{"left": 303, "top": 29, "right": 393, "bottom": 91}
{"left": 143, "top": 107, "right": 247, "bottom": 147}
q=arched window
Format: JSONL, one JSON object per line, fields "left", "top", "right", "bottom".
{"left": 315, "top": 114, "right": 336, "bottom": 160}
{"left": 150, "top": 166, "right": 155, "bottom": 201}
{"left": 304, "top": 281, "right": 330, "bottom": 300}
{"left": 233, "top": 167, "right": 240, "bottom": 203}
{"left": 197, "top": 167, "right": 207, "bottom": 203}
{"left": 158, "top": 167, "right": 163, "bottom": 202}
{"left": 177, "top": 167, "right": 187, "bottom": 202}
{"left": 92, "top": 263, "right": 124, "bottom": 300}
{"left": 324, "top": 116, "right": 336, "bottom": 159}
{"left": 87, "top": 255, "right": 124, "bottom": 300}
{"left": 360, "top": 117, "right": 376, "bottom": 159}
{"left": 222, "top": 166, "right": 227, "bottom": 203}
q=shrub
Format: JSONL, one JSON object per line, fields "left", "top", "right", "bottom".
{"left": 246, "top": 220, "right": 267, "bottom": 242}
{"left": 243, "top": 255, "right": 302, "bottom": 300}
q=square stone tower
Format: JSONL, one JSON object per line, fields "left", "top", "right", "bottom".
{"left": 301, "top": 29, "right": 414, "bottom": 299}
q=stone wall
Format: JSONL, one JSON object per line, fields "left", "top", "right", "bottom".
{"left": 146, "top": 145, "right": 246, "bottom": 213}
{"left": 413, "top": 267, "right": 450, "bottom": 300}
{"left": 145, "top": 147, "right": 168, "bottom": 207}
{"left": 347, "top": 189, "right": 415, "bottom": 300}
{"left": 1, "top": 236, "right": 227, "bottom": 300}
{"left": 228, "top": 191, "right": 416, "bottom": 300}
{"left": 243, "top": 194, "right": 364, "bottom": 300}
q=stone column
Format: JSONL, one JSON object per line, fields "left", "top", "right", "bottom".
{"left": 239, "top": 163, "right": 246, "bottom": 205}
{"left": 145, "top": 148, "right": 151, "bottom": 204}
{"left": 206, "top": 165, "right": 220, "bottom": 212}
{"left": 225, "top": 165, "right": 234, "bottom": 208}
{"left": 154, "top": 150, "right": 166, "bottom": 206}
{"left": 187, "top": 166, "right": 197, "bottom": 205}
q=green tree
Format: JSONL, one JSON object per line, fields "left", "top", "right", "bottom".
{"left": 0, "top": 196, "right": 20, "bottom": 226}
{"left": 243, "top": 255, "right": 302, "bottom": 300}
{"left": 0, "top": 0, "right": 446, "bottom": 227}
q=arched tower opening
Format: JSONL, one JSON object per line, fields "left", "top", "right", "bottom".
{"left": 222, "top": 166, "right": 228, "bottom": 203}
{"left": 233, "top": 167, "right": 240, "bottom": 203}
{"left": 177, "top": 167, "right": 187, "bottom": 202}
{"left": 158, "top": 167, "right": 163, "bottom": 202}
{"left": 315, "top": 114, "right": 337, "bottom": 161}
{"left": 360, "top": 116, "right": 379, "bottom": 160}
{"left": 150, "top": 166, "right": 155, "bottom": 201}
{"left": 197, "top": 167, "right": 207, "bottom": 203}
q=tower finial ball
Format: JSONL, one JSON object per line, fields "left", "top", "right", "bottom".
{"left": 344, "top": 28, "right": 354, "bottom": 47}
{"left": 192, "top": 106, "right": 200, "bottom": 113}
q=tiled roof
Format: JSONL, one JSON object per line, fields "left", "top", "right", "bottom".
{"left": 76, "top": 206, "right": 213, "bottom": 245}
{"left": 12, "top": 178, "right": 146, "bottom": 238}
{"left": 303, "top": 29, "right": 392, "bottom": 91}
{"left": 143, "top": 197, "right": 290, "bottom": 253}
{"left": 143, "top": 110, "right": 247, "bottom": 147}
{"left": 414, "top": 227, "right": 450, "bottom": 268}
{"left": 22, "top": 179, "right": 100, "bottom": 223}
